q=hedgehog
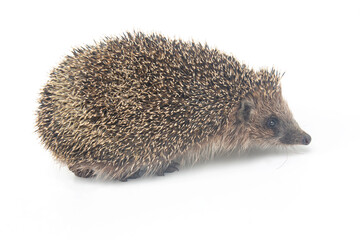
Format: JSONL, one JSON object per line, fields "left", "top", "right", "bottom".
{"left": 36, "top": 32, "right": 311, "bottom": 181}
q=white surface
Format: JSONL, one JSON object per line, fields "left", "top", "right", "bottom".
{"left": 1, "top": 0, "right": 359, "bottom": 239}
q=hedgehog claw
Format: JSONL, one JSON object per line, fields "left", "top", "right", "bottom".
{"left": 164, "top": 165, "right": 179, "bottom": 173}
{"left": 127, "top": 170, "right": 141, "bottom": 179}
{"left": 72, "top": 169, "right": 96, "bottom": 178}
{"left": 157, "top": 162, "right": 179, "bottom": 176}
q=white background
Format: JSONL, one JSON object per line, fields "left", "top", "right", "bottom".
{"left": 1, "top": 0, "right": 359, "bottom": 239}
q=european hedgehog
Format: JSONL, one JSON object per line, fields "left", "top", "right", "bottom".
{"left": 36, "top": 32, "right": 311, "bottom": 181}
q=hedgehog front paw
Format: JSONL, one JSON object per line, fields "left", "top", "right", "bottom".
{"left": 164, "top": 162, "right": 179, "bottom": 173}
{"left": 156, "top": 162, "right": 179, "bottom": 176}
{"left": 69, "top": 165, "right": 96, "bottom": 178}
{"left": 126, "top": 169, "right": 143, "bottom": 180}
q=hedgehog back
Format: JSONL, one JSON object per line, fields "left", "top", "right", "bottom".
{"left": 37, "top": 33, "right": 248, "bottom": 165}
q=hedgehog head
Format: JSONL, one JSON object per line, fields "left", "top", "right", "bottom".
{"left": 234, "top": 70, "right": 311, "bottom": 148}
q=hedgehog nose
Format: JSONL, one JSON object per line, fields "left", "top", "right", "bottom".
{"left": 302, "top": 133, "right": 311, "bottom": 145}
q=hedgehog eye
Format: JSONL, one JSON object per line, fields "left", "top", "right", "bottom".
{"left": 266, "top": 117, "right": 278, "bottom": 129}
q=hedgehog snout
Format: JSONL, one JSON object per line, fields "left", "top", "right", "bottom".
{"left": 302, "top": 133, "right": 311, "bottom": 145}
{"left": 279, "top": 129, "right": 312, "bottom": 145}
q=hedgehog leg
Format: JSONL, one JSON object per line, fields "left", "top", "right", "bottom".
{"left": 109, "top": 164, "right": 147, "bottom": 182}
{"left": 126, "top": 169, "right": 143, "bottom": 180}
{"left": 156, "top": 162, "right": 179, "bottom": 176}
{"left": 68, "top": 164, "right": 96, "bottom": 178}
{"left": 164, "top": 162, "right": 179, "bottom": 173}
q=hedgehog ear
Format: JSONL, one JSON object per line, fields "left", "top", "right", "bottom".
{"left": 237, "top": 100, "right": 253, "bottom": 123}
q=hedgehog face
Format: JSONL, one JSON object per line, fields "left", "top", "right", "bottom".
{"left": 238, "top": 93, "right": 311, "bottom": 148}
